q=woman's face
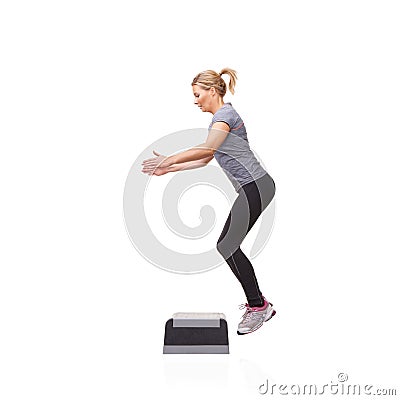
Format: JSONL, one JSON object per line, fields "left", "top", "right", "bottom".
{"left": 192, "top": 84, "right": 212, "bottom": 112}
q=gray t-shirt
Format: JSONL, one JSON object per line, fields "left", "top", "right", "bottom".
{"left": 209, "top": 102, "right": 267, "bottom": 192}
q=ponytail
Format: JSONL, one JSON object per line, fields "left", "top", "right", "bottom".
{"left": 219, "top": 68, "right": 237, "bottom": 95}
{"left": 192, "top": 68, "right": 238, "bottom": 97}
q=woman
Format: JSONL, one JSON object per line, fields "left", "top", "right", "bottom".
{"left": 141, "top": 68, "right": 276, "bottom": 335}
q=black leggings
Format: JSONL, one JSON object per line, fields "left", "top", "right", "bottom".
{"left": 216, "top": 172, "right": 276, "bottom": 307}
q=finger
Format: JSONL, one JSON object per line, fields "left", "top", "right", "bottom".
{"left": 143, "top": 159, "right": 162, "bottom": 167}
{"left": 143, "top": 155, "right": 159, "bottom": 162}
{"left": 142, "top": 164, "right": 156, "bottom": 171}
{"left": 143, "top": 164, "right": 158, "bottom": 170}
{"left": 142, "top": 157, "right": 154, "bottom": 162}
{"left": 142, "top": 160, "right": 157, "bottom": 167}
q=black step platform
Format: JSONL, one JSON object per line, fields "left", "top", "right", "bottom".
{"left": 163, "top": 312, "right": 229, "bottom": 354}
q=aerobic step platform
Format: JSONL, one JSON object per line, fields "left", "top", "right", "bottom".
{"left": 163, "top": 312, "right": 229, "bottom": 354}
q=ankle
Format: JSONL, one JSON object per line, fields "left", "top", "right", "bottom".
{"left": 249, "top": 298, "right": 266, "bottom": 308}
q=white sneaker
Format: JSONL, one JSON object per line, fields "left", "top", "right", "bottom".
{"left": 237, "top": 297, "right": 276, "bottom": 335}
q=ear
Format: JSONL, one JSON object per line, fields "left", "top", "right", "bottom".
{"left": 210, "top": 87, "right": 216, "bottom": 96}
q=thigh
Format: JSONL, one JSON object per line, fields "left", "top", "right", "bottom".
{"left": 244, "top": 173, "right": 276, "bottom": 214}
{"left": 217, "top": 187, "right": 259, "bottom": 258}
{"left": 217, "top": 174, "right": 275, "bottom": 253}
{"left": 242, "top": 182, "right": 263, "bottom": 231}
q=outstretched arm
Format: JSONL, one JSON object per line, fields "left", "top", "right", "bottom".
{"left": 141, "top": 122, "right": 229, "bottom": 174}
{"left": 143, "top": 155, "right": 213, "bottom": 176}
{"left": 165, "top": 123, "right": 229, "bottom": 166}
{"left": 168, "top": 155, "right": 214, "bottom": 172}
{"left": 141, "top": 143, "right": 213, "bottom": 171}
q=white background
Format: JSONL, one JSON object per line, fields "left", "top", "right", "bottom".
{"left": 1, "top": 1, "right": 399, "bottom": 399}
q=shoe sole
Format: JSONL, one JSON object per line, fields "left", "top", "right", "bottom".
{"left": 237, "top": 304, "right": 276, "bottom": 335}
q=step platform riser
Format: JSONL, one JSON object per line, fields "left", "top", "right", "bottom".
{"left": 163, "top": 312, "right": 229, "bottom": 354}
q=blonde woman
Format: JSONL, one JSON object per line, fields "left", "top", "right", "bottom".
{"left": 142, "top": 68, "right": 276, "bottom": 335}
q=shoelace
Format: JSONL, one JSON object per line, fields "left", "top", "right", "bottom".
{"left": 239, "top": 303, "right": 262, "bottom": 321}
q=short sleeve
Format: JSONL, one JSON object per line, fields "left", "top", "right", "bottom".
{"left": 211, "top": 106, "right": 239, "bottom": 130}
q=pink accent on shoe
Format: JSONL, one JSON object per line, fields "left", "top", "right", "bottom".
{"left": 250, "top": 298, "right": 268, "bottom": 311}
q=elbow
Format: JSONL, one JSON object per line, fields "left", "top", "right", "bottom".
{"left": 205, "top": 154, "right": 214, "bottom": 164}
{"left": 200, "top": 148, "right": 214, "bottom": 159}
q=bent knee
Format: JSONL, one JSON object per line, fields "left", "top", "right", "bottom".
{"left": 216, "top": 240, "right": 224, "bottom": 255}
{"left": 216, "top": 240, "right": 238, "bottom": 260}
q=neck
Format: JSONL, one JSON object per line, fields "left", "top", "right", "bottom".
{"left": 210, "top": 99, "right": 225, "bottom": 115}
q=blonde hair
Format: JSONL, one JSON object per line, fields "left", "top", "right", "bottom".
{"left": 192, "top": 68, "right": 237, "bottom": 96}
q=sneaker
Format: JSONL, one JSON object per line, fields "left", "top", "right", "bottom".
{"left": 237, "top": 297, "right": 276, "bottom": 335}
